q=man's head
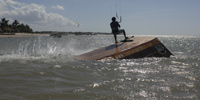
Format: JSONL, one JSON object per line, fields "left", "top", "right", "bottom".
{"left": 112, "top": 17, "right": 116, "bottom": 22}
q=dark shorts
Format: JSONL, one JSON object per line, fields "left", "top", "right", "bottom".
{"left": 113, "top": 29, "right": 125, "bottom": 35}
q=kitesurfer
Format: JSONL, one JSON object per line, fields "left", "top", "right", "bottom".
{"left": 110, "top": 17, "right": 127, "bottom": 43}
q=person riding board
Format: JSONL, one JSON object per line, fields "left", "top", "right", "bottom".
{"left": 110, "top": 17, "right": 128, "bottom": 43}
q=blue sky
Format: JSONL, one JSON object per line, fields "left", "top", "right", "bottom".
{"left": 0, "top": 0, "right": 200, "bottom": 35}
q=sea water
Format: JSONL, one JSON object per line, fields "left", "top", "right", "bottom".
{"left": 0, "top": 35, "right": 199, "bottom": 100}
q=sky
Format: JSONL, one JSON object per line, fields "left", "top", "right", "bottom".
{"left": 0, "top": 0, "right": 200, "bottom": 35}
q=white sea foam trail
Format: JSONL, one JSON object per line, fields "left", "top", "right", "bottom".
{"left": 0, "top": 35, "right": 114, "bottom": 63}
{"left": 0, "top": 36, "right": 77, "bottom": 62}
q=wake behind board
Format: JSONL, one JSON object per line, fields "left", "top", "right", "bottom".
{"left": 75, "top": 36, "right": 173, "bottom": 60}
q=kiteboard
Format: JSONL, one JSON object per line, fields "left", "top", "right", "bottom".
{"left": 75, "top": 36, "right": 173, "bottom": 60}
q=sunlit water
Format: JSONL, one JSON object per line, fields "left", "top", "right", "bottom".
{"left": 0, "top": 35, "right": 199, "bottom": 100}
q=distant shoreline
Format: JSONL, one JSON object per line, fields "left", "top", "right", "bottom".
{"left": 0, "top": 33, "right": 48, "bottom": 37}
{"left": 0, "top": 32, "right": 111, "bottom": 37}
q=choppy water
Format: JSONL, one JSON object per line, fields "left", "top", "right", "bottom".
{"left": 0, "top": 35, "right": 199, "bottom": 100}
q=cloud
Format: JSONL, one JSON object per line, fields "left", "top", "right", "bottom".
{"left": 0, "top": 0, "right": 75, "bottom": 31}
{"left": 52, "top": 5, "right": 64, "bottom": 11}
{"left": 5, "top": 0, "right": 23, "bottom": 6}
{"left": 0, "top": 0, "right": 7, "bottom": 10}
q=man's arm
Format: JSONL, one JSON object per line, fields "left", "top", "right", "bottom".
{"left": 117, "top": 22, "right": 120, "bottom": 28}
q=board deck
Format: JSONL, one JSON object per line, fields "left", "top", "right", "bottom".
{"left": 75, "top": 36, "right": 173, "bottom": 60}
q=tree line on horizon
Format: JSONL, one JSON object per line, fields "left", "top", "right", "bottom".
{"left": 0, "top": 18, "right": 33, "bottom": 33}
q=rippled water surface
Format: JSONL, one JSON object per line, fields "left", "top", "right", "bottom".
{"left": 0, "top": 35, "right": 200, "bottom": 100}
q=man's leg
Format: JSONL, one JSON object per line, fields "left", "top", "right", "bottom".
{"left": 121, "top": 29, "right": 127, "bottom": 40}
{"left": 114, "top": 34, "right": 117, "bottom": 43}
